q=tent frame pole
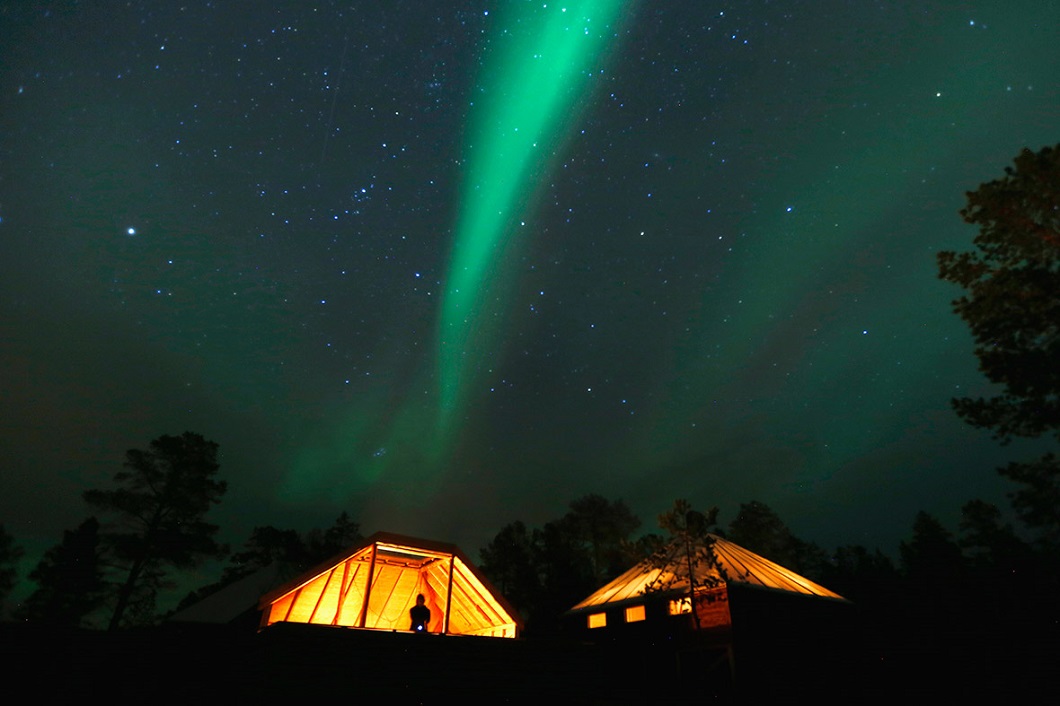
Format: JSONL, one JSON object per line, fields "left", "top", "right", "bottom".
{"left": 358, "top": 542, "right": 378, "bottom": 629}
{"left": 332, "top": 559, "right": 352, "bottom": 625}
{"left": 442, "top": 554, "right": 455, "bottom": 635}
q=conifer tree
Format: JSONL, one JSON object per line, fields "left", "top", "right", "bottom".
{"left": 937, "top": 145, "right": 1060, "bottom": 546}
{"left": 85, "top": 432, "right": 227, "bottom": 629}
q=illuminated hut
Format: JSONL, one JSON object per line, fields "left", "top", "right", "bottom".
{"left": 258, "top": 532, "right": 521, "bottom": 638}
{"left": 567, "top": 534, "right": 853, "bottom": 692}
{"left": 568, "top": 533, "right": 845, "bottom": 637}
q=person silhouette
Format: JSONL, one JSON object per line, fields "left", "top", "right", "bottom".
{"left": 410, "top": 593, "right": 431, "bottom": 632}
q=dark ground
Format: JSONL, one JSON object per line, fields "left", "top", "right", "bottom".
{"left": 3, "top": 614, "right": 1055, "bottom": 704}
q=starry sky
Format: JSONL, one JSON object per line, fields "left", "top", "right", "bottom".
{"left": 1, "top": 1, "right": 1057, "bottom": 584}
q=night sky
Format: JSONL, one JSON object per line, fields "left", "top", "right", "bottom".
{"left": 2, "top": 1, "right": 1057, "bottom": 590}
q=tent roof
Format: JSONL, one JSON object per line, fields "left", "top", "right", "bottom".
{"left": 258, "top": 531, "right": 522, "bottom": 638}
{"left": 569, "top": 534, "right": 845, "bottom": 613}
{"left": 170, "top": 562, "right": 292, "bottom": 624}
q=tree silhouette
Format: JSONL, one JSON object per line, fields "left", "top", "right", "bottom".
{"left": 477, "top": 495, "right": 642, "bottom": 634}
{"left": 0, "top": 523, "right": 23, "bottom": 614}
{"left": 958, "top": 499, "right": 1039, "bottom": 603}
{"left": 532, "top": 519, "right": 597, "bottom": 632}
{"left": 304, "top": 511, "right": 362, "bottom": 562}
{"left": 645, "top": 499, "right": 725, "bottom": 631}
{"left": 84, "top": 432, "right": 228, "bottom": 630}
{"left": 899, "top": 511, "right": 965, "bottom": 588}
{"left": 727, "top": 500, "right": 798, "bottom": 565}
{"left": 959, "top": 499, "right": 1031, "bottom": 568}
{"left": 937, "top": 144, "right": 1060, "bottom": 546}
{"left": 998, "top": 455, "right": 1060, "bottom": 548}
{"left": 561, "top": 494, "right": 640, "bottom": 585}
{"left": 820, "top": 544, "right": 898, "bottom": 603}
{"left": 222, "top": 526, "right": 306, "bottom": 583}
{"left": 176, "top": 512, "right": 360, "bottom": 615}
{"left": 727, "top": 500, "right": 829, "bottom": 580}
{"left": 18, "top": 517, "right": 106, "bottom": 626}
{"left": 479, "top": 521, "right": 540, "bottom": 620}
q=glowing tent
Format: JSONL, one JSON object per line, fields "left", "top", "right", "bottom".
{"left": 568, "top": 534, "right": 845, "bottom": 634}
{"left": 258, "top": 532, "right": 521, "bottom": 638}
{"left": 568, "top": 536, "right": 855, "bottom": 696}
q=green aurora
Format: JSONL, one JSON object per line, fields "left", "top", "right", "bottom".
{"left": 438, "top": 1, "right": 630, "bottom": 436}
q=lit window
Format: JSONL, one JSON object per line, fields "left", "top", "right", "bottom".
{"left": 588, "top": 612, "right": 607, "bottom": 629}
{"left": 669, "top": 598, "right": 691, "bottom": 615}
{"left": 625, "top": 605, "right": 645, "bottom": 623}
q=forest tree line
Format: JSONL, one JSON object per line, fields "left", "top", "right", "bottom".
{"left": 0, "top": 457, "right": 1057, "bottom": 638}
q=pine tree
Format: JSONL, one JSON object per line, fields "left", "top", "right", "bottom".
{"left": 0, "top": 524, "right": 23, "bottom": 614}
{"left": 19, "top": 517, "right": 106, "bottom": 626}
{"left": 84, "top": 432, "right": 228, "bottom": 629}
{"left": 937, "top": 145, "right": 1060, "bottom": 547}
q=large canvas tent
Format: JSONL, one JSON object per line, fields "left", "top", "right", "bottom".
{"left": 567, "top": 535, "right": 854, "bottom": 697}
{"left": 568, "top": 534, "right": 845, "bottom": 634}
{"left": 258, "top": 532, "right": 521, "bottom": 638}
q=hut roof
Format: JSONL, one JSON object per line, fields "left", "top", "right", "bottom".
{"left": 570, "top": 534, "right": 844, "bottom": 613}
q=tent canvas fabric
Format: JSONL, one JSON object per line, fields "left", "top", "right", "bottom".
{"left": 170, "top": 562, "right": 293, "bottom": 625}
{"left": 258, "top": 532, "right": 521, "bottom": 638}
{"left": 569, "top": 534, "right": 845, "bottom": 616}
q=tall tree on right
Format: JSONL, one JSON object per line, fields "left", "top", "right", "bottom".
{"left": 937, "top": 145, "right": 1060, "bottom": 547}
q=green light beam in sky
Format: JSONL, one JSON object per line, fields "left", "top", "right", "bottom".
{"left": 438, "top": 0, "right": 630, "bottom": 436}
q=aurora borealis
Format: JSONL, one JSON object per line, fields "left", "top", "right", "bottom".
{"left": 1, "top": 0, "right": 1057, "bottom": 589}
{"left": 440, "top": 0, "right": 627, "bottom": 444}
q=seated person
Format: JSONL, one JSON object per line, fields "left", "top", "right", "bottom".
{"left": 409, "top": 593, "right": 431, "bottom": 632}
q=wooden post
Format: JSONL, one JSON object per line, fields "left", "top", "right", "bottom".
{"left": 358, "top": 542, "right": 378, "bottom": 628}
{"left": 307, "top": 568, "right": 334, "bottom": 624}
{"left": 333, "top": 559, "right": 352, "bottom": 625}
{"left": 442, "top": 554, "right": 455, "bottom": 635}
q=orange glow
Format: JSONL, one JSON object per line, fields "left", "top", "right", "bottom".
{"left": 569, "top": 535, "right": 845, "bottom": 636}
{"left": 694, "top": 586, "right": 732, "bottom": 630}
{"left": 259, "top": 533, "right": 520, "bottom": 638}
{"left": 669, "top": 597, "right": 691, "bottom": 615}
{"left": 570, "top": 534, "right": 845, "bottom": 615}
